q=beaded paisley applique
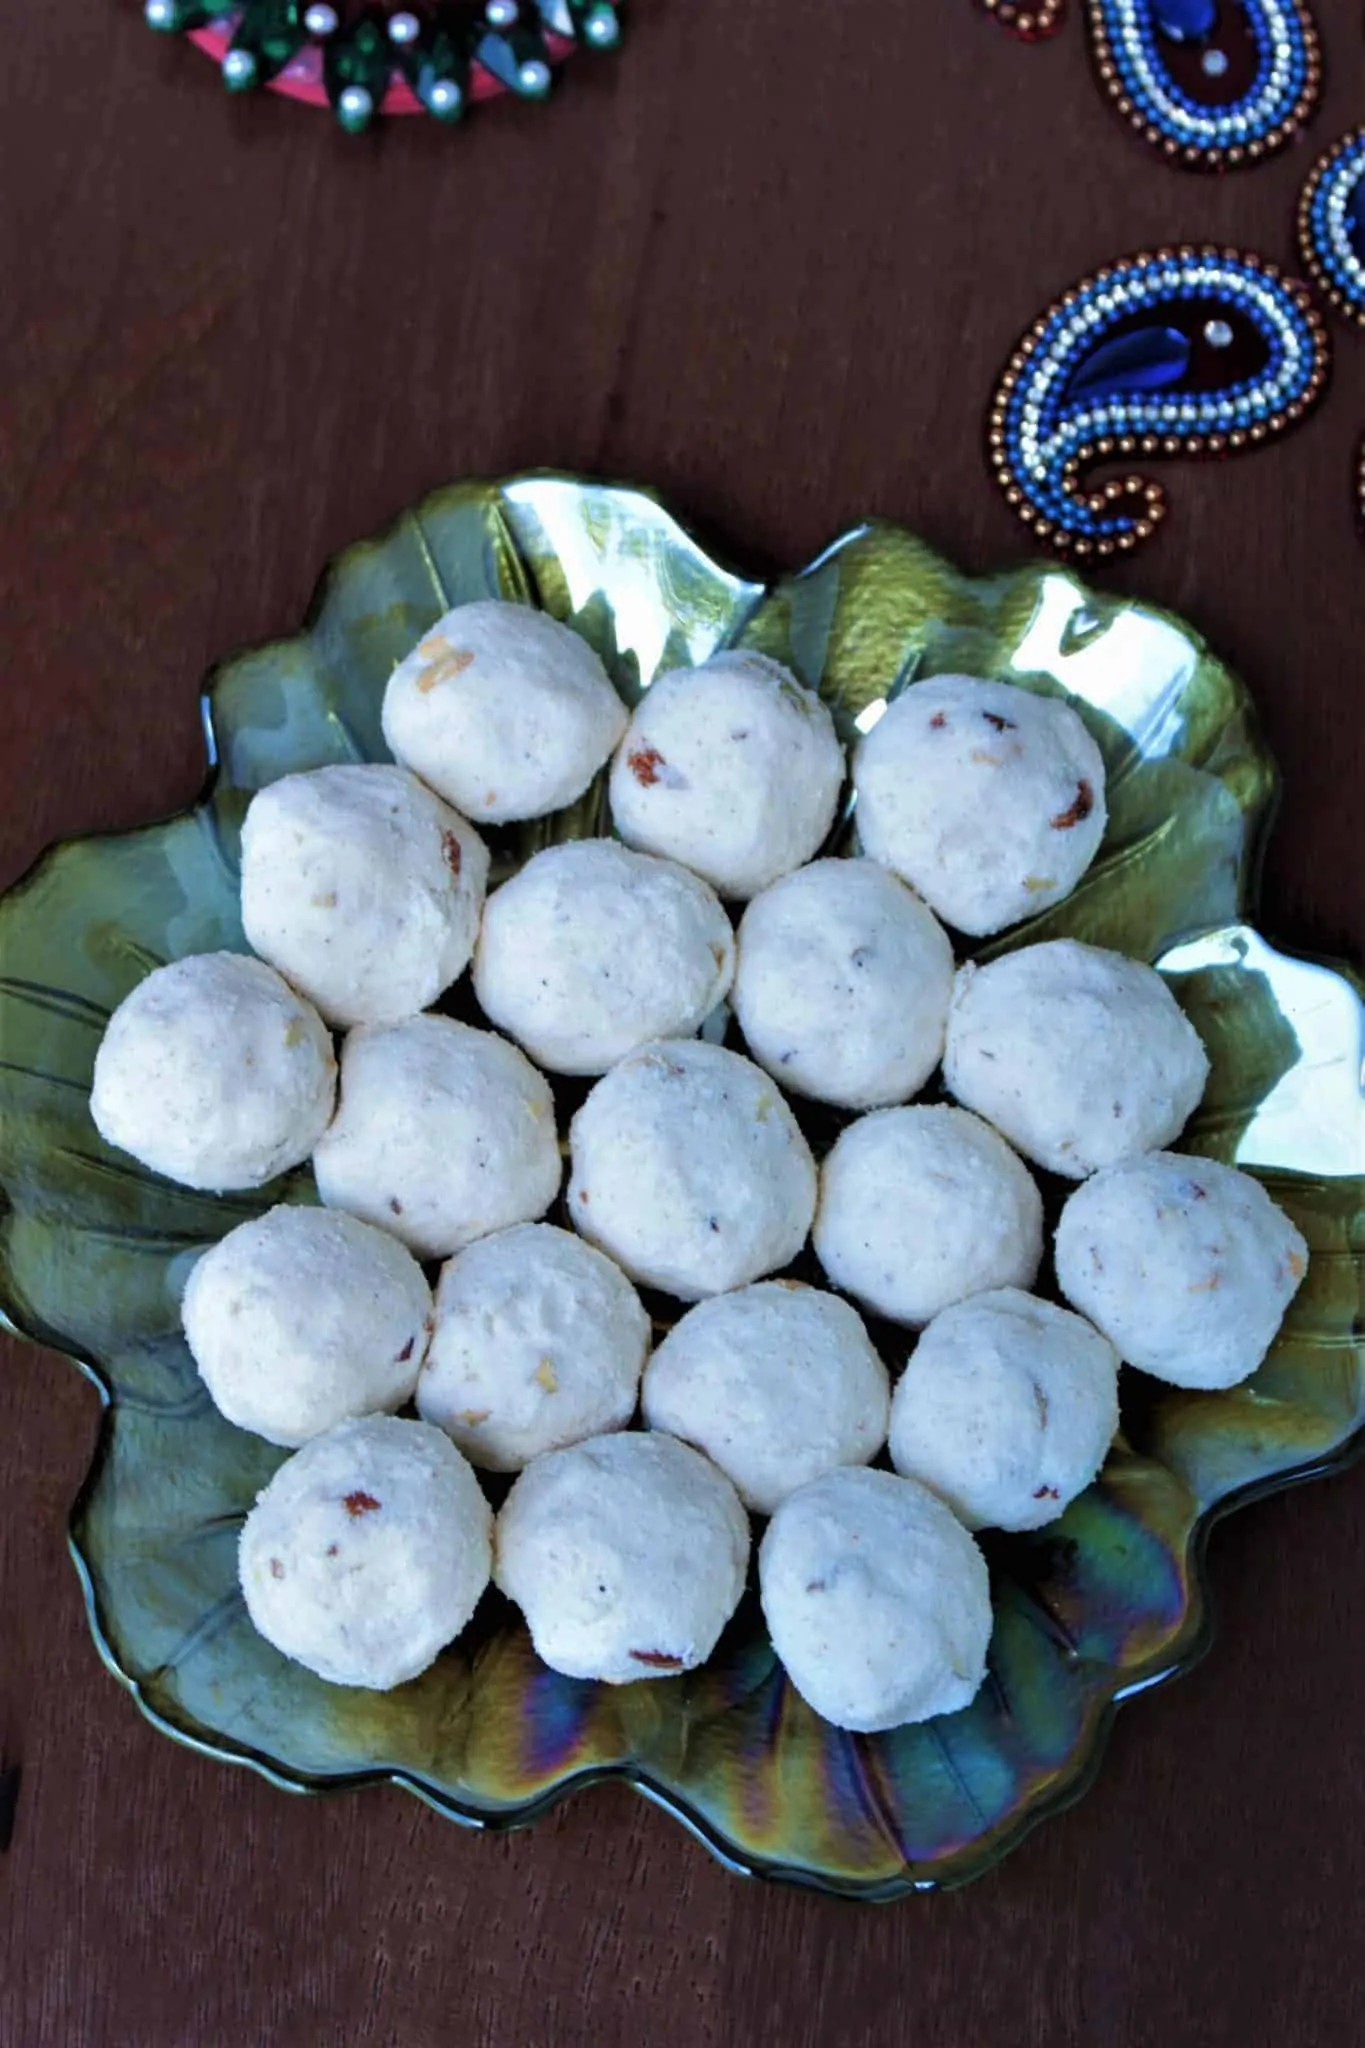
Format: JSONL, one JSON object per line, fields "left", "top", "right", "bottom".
{"left": 1298, "top": 128, "right": 1365, "bottom": 327}
{"left": 1083, "top": 1, "right": 1321, "bottom": 170}
{"left": 141, "top": 1, "right": 621, "bottom": 131}
{"left": 987, "top": 246, "right": 1330, "bottom": 558}
{"left": 1297, "top": 132, "right": 1365, "bottom": 532}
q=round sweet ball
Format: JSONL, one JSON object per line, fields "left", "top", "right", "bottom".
{"left": 568, "top": 1040, "right": 817, "bottom": 1301}
{"left": 608, "top": 651, "right": 845, "bottom": 900}
{"left": 733, "top": 858, "right": 954, "bottom": 1110}
{"left": 381, "top": 600, "right": 626, "bottom": 826}
{"left": 641, "top": 1281, "right": 889, "bottom": 1515}
{"left": 852, "top": 676, "right": 1107, "bottom": 937}
{"left": 887, "top": 1288, "right": 1119, "bottom": 1532}
{"left": 91, "top": 952, "right": 335, "bottom": 1193}
{"left": 944, "top": 939, "right": 1210, "bottom": 1179}
{"left": 416, "top": 1223, "right": 650, "bottom": 1472}
{"left": 313, "top": 1015, "right": 561, "bottom": 1261}
{"left": 473, "top": 840, "right": 734, "bottom": 1077}
{"left": 494, "top": 1431, "right": 750, "bottom": 1684}
{"left": 240, "top": 763, "right": 489, "bottom": 1029}
{"left": 813, "top": 1104, "right": 1043, "bottom": 1328}
{"left": 759, "top": 1467, "right": 992, "bottom": 1731}
{"left": 238, "top": 1415, "right": 492, "bottom": 1691}
{"left": 1054, "top": 1151, "right": 1308, "bottom": 1390}
{"left": 183, "top": 1204, "right": 433, "bottom": 1449}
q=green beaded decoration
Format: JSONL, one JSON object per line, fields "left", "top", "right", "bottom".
{"left": 140, "top": 1, "right": 623, "bottom": 132}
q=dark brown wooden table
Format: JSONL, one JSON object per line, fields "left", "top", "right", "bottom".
{"left": 4, "top": 5, "right": 1364, "bottom": 2043}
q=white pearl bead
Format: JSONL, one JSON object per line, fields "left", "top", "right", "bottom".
{"left": 303, "top": 2, "right": 338, "bottom": 33}
{"left": 144, "top": 0, "right": 177, "bottom": 28}
{"left": 338, "top": 85, "right": 374, "bottom": 121}
{"left": 584, "top": 6, "right": 619, "bottom": 45}
{"left": 222, "top": 48, "right": 257, "bottom": 85}
{"left": 387, "top": 10, "right": 421, "bottom": 43}
{"left": 486, "top": 0, "right": 519, "bottom": 24}
{"left": 517, "top": 58, "right": 551, "bottom": 92}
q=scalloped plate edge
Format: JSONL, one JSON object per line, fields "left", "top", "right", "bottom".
{"left": 40, "top": 1309, "right": 1365, "bottom": 1898}
{"left": 2, "top": 473, "right": 1361, "bottom": 1897}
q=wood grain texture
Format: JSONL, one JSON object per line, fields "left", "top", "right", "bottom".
{"left": 2, "top": 4, "right": 1364, "bottom": 2044}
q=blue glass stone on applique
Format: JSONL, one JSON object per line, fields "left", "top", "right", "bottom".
{"left": 1152, "top": 0, "right": 1217, "bottom": 37}
{"left": 987, "top": 246, "right": 1330, "bottom": 557}
{"left": 1084, "top": 1, "right": 1321, "bottom": 170}
{"left": 1064, "top": 327, "right": 1191, "bottom": 402}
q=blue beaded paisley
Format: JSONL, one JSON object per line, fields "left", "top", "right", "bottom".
{"left": 1298, "top": 129, "right": 1365, "bottom": 326}
{"left": 1085, "top": 0, "right": 1320, "bottom": 169}
{"left": 988, "top": 248, "right": 1330, "bottom": 558}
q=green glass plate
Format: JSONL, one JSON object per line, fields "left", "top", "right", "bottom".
{"left": 1, "top": 476, "right": 1361, "bottom": 1898}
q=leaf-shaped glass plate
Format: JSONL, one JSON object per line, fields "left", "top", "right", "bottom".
{"left": 1, "top": 477, "right": 1361, "bottom": 1898}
